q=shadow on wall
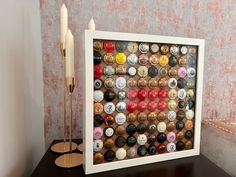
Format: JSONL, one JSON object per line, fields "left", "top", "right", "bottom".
{"left": 0, "top": 0, "right": 44, "bottom": 177}
{"left": 23, "top": 0, "right": 45, "bottom": 176}
{"left": 6, "top": 158, "right": 27, "bottom": 177}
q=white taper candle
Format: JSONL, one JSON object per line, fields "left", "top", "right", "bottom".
{"left": 60, "top": 4, "right": 68, "bottom": 50}
{"left": 65, "top": 29, "right": 74, "bottom": 78}
{"left": 88, "top": 17, "right": 95, "bottom": 30}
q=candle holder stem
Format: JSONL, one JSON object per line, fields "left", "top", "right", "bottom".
{"left": 69, "top": 92, "right": 73, "bottom": 154}
{"left": 63, "top": 54, "right": 67, "bottom": 144}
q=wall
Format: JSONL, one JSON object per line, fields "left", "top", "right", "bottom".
{"left": 0, "top": 0, "right": 45, "bottom": 177}
{"left": 23, "top": 0, "right": 45, "bottom": 175}
{"left": 40, "top": 0, "right": 236, "bottom": 147}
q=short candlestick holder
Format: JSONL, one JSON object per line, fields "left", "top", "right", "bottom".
{"left": 55, "top": 77, "right": 83, "bottom": 168}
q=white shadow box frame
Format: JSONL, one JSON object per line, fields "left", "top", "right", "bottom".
{"left": 83, "top": 30, "right": 205, "bottom": 174}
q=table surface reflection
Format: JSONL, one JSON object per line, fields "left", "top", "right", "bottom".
{"left": 31, "top": 139, "right": 231, "bottom": 177}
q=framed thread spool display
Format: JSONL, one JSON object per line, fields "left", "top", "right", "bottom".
{"left": 83, "top": 30, "right": 204, "bottom": 174}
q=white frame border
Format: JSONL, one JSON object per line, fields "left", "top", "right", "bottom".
{"left": 83, "top": 30, "right": 205, "bottom": 174}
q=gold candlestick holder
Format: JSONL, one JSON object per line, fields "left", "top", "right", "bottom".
{"left": 50, "top": 44, "right": 77, "bottom": 153}
{"left": 55, "top": 77, "right": 83, "bottom": 168}
{"left": 77, "top": 143, "right": 84, "bottom": 152}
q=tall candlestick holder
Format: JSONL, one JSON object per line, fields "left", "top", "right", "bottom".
{"left": 50, "top": 44, "right": 77, "bottom": 153}
{"left": 55, "top": 77, "right": 83, "bottom": 168}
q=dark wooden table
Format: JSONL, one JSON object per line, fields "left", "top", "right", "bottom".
{"left": 31, "top": 139, "right": 231, "bottom": 177}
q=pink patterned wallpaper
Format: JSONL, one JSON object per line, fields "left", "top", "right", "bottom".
{"left": 40, "top": 0, "right": 236, "bottom": 147}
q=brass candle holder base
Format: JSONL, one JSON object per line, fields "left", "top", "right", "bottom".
{"left": 55, "top": 153, "right": 83, "bottom": 168}
{"left": 77, "top": 143, "right": 84, "bottom": 152}
{"left": 51, "top": 141, "right": 77, "bottom": 153}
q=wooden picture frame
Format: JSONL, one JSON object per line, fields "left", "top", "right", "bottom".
{"left": 83, "top": 30, "right": 205, "bottom": 174}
